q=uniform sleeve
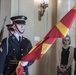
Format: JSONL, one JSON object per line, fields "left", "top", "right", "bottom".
{"left": 27, "top": 40, "right": 32, "bottom": 52}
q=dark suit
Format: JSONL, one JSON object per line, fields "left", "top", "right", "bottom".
{"left": 74, "top": 48, "right": 76, "bottom": 75}
{"left": 0, "top": 34, "right": 34, "bottom": 75}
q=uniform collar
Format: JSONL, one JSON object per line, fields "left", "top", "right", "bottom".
{"left": 14, "top": 33, "right": 22, "bottom": 41}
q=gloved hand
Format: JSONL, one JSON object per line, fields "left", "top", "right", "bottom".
{"left": 21, "top": 61, "right": 28, "bottom": 67}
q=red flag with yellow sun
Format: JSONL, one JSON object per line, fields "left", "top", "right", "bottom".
{"left": 16, "top": 5, "right": 76, "bottom": 75}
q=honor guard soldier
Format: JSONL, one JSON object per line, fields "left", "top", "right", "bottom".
{"left": 0, "top": 23, "right": 15, "bottom": 75}
{"left": 0, "top": 15, "right": 34, "bottom": 75}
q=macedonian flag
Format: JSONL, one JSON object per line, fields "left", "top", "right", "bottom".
{"left": 16, "top": 5, "right": 76, "bottom": 75}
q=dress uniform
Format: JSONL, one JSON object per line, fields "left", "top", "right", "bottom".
{"left": 0, "top": 16, "right": 34, "bottom": 75}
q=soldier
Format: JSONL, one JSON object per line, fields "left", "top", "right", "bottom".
{"left": 0, "top": 24, "right": 14, "bottom": 74}
{"left": 0, "top": 15, "right": 34, "bottom": 75}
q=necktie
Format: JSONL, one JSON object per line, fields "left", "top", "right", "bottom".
{"left": 19, "top": 36, "right": 22, "bottom": 43}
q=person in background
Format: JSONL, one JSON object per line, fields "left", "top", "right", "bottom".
{"left": 0, "top": 23, "right": 15, "bottom": 75}
{"left": 74, "top": 44, "right": 76, "bottom": 75}
{"left": 0, "top": 24, "right": 14, "bottom": 52}
{"left": 57, "top": 35, "right": 74, "bottom": 75}
{"left": 6, "top": 24, "right": 14, "bottom": 35}
{"left": 0, "top": 15, "right": 34, "bottom": 75}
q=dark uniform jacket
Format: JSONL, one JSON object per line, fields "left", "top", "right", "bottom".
{"left": 0, "top": 34, "right": 34, "bottom": 75}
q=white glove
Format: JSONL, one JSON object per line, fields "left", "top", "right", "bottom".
{"left": 21, "top": 61, "right": 28, "bottom": 67}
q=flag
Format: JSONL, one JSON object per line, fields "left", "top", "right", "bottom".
{"left": 22, "top": 5, "right": 76, "bottom": 61}
{"left": 16, "top": 5, "right": 76, "bottom": 75}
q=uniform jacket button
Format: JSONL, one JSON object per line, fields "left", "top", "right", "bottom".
{"left": 27, "top": 49, "right": 28, "bottom": 51}
{"left": 21, "top": 53, "right": 23, "bottom": 56}
{"left": 7, "top": 67, "right": 9, "bottom": 69}
{"left": 23, "top": 37, "right": 25, "bottom": 40}
{"left": 21, "top": 49, "right": 23, "bottom": 51}
{"left": 13, "top": 48, "right": 15, "bottom": 50}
